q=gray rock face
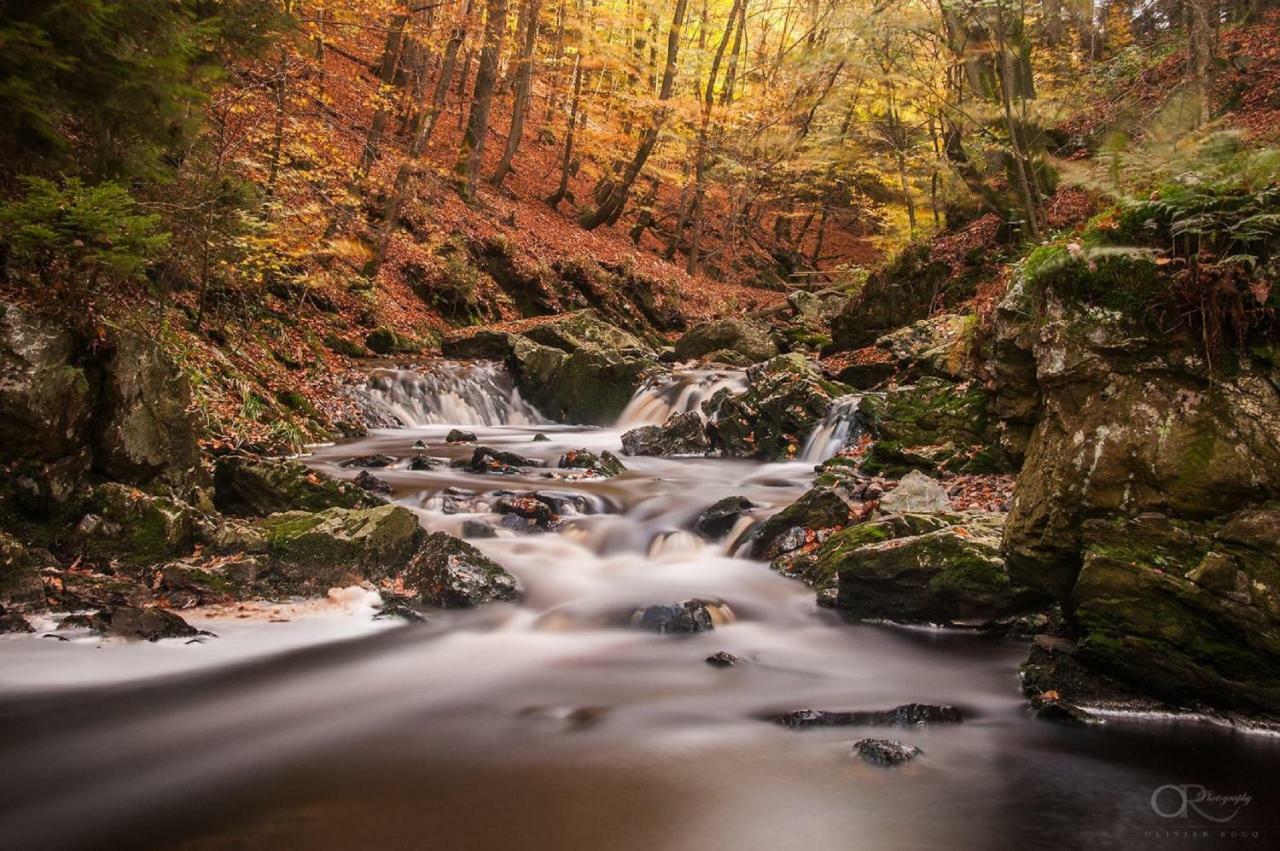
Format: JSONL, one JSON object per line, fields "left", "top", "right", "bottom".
{"left": 674, "top": 318, "right": 779, "bottom": 364}
{"left": 405, "top": 532, "right": 521, "bottom": 608}
{"left": 93, "top": 333, "right": 199, "bottom": 489}
{"left": 877, "top": 471, "right": 952, "bottom": 515}
{"left": 0, "top": 305, "right": 95, "bottom": 461}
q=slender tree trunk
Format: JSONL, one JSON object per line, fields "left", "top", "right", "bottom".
{"left": 491, "top": 0, "right": 542, "bottom": 186}
{"left": 456, "top": 0, "right": 509, "bottom": 201}
{"left": 266, "top": 46, "right": 289, "bottom": 194}
{"left": 357, "top": 10, "right": 410, "bottom": 181}
{"left": 424, "top": 0, "right": 475, "bottom": 145}
{"left": 546, "top": 53, "right": 582, "bottom": 208}
{"left": 578, "top": 0, "right": 690, "bottom": 230}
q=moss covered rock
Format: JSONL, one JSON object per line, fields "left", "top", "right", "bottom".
{"left": 404, "top": 531, "right": 521, "bottom": 607}
{"left": 77, "top": 483, "right": 197, "bottom": 565}
{"left": 673, "top": 318, "right": 779, "bottom": 364}
{"left": 621, "top": 411, "right": 710, "bottom": 457}
{"left": 213, "top": 455, "right": 385, "bottom": 517}
{"left": 859, "top": 377, "right": 1006, "bottom": 476}
{"left": 258, "top": 504, "right": 423, "bottom": 592}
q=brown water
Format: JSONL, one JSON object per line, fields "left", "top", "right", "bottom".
{"left": 0, "top": 366, "right": 1276, "bottom": 849}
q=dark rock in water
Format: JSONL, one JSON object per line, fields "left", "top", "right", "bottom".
{"left": 91, "top": 605, "right": 201, "bottom": 641}
{"left": 633, "top": 599, "right": 720, "bottom": 634}
{"left": 495, "top": 496, "right": 555, "bottom": 530}
{"left": 695, "top": 496, "right": 755, "bottom": 539}
{"left": 456, "top": 446, "right": 545, "bottom": 474}
{"left": 77, "top": 483, "right": 197, "bottom": 566}
{"left": 341, "top": 454, "right": 395, "bottom": 468}
{"left": 1019, "top": 640, "right": 1165, "bottom": 723}
{"left": 0, "top": 605, "right": 33, "bottom": 634}
{"left": 769, "top": 703, "right": 961, "bottom": 730}
{"left": 532, "top": 491, "right": 588, "bottom": 515}
{"left": 409, "top": 454, "right": 441, "bottom": 471}
{"left": 405, "top": 532, "right": 521, "bottom": 608}
{"left": 533, "top": 433, "right": 551, "bottom": 442}
{"left": 374, "top": 595, "right": 427, "bottom": 623}
{"left": 558, "top": 448, "right": 626, "bottom": 478}
{"left": 446, "top": 429, "right": 477, "bottom": 444}
{"left": 851, "top": 738, "right": 922, "bottom": 767}
{"left": 706, "top": 651, "right": 740, "bottom": 668}
{"left": 674, "top": 318, "right": 779, "bottom": 364}
{"left": 621, "top": 411, "right": 709, "bottom": 457}
{"left": 354, "top": 470, "right": 393, "bottom": 495}
{"left": 412, "top": 439, "right": 428, "bottom": 449}
{"left": 441, "top": 497, "right": 461, "bottom": 515}
{"left": 213, "top": 455, "right": 383, "bottom": 517}
{"left": 460, "top": 519, "right": 497, "bottom": 539}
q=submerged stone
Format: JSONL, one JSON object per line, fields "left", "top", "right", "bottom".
{"left": 851, "top": 738, "right": 922, "bottom": 767}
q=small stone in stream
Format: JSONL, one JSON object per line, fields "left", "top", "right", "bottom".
{"left": 341, "top": 453, "right": 395, "bottom": 468}
{"left": 1029, "top": 696, "right": 1098, "bottom": 726}
{"left": 851, "top": 739, "right": 922, "bottom": 767}
{"left": 533, "top": 491, "right": 588, "bottom": 515}
{"left": 446, "top": 429, "right": 477, "bottom": 444}
{"left": 409, "top": 454, "right": 441, "bottom": 471}
{"left": 441, "top": 497, "right": 462, "bottom": 515}
{"left": 457, "top": 446, "right": 545, "bottom": 474}
{"left": 91, "top": 605, "right": 202, "bottom": 641}
{"left": 877, "top": 470, "right": 951, "bottom": 514}
{"left": 633, "top": 600, "right": 719, "bottom": 634}
{"left": 557, "top": 449, "right": 627, "bottom": 478}
{"left": 374, "top": 596, "right": 427, "bottom": 623}
{"left": 706, "top": 651, "right": 740, "bottom": 668}
{"left": 406, "top": 531, "right": 522, "bottom": 608}
{"left": 412, "top": 439, "right": 428, "bottom": 449}
{"left": 495, "top": 495, "right": 555, "bottom": 529}
{"left": 354, "top": 470, "right": 393, "bottom": 494}
{"left": 460, "top": 519, "right": 497, "bottom": 538}
{"left": 695, "top": 496, "right": 755, "bottom": 538}
{"left": 769, "top": 703, "right": 962, "bottom": 729}
{"left": 533, "top": 433, "right": 551, "bottom": 442}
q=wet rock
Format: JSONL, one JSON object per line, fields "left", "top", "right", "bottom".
{"left": 213, "top": 455, "right": 383, "bottom": 517}
{"left": 77, "top": 483, "right": 196, "bottom": 565}
{"left": 258, "top": 504, "right": 423, "bottom": 592}
{"left": 341, "top": 453, "right": 396, "bottom": 468}
{"left": 706, "top": 651, "right": 740, "bottom": 668}
{"left": 441, "top": 329, "right": 519, "bottom": 360}
{"left": 631, "top": 599, "right": 726, "bottom": 634}
{"left": 0, "top": 605, "right": 33, "bottom": 634}
{"left": 149, "top": 558, "right": 259, "bottom": 608}
{"left": 91, "top": 605, "right": 200, "bottom": 641}
{"left": 495, "top": 496, "right": 556, "bottom": 531}
{"left": 373, "top": 595, "right": 427, "bottom": 622}
{"left": 353, "top": 470, "right": 393, "bottom": 495}
{"left": 460, "top": 519, "right": 497, "bottom": 539}
{"left": 769, "top": 703, "right": 962, "bottom": 729}
{"left": 92, "top": 332, "right": 200, "bottom": 490}
{"left": 851, "top": 739, "right": 922, "bottom": 767}
{"left": 521, "top": 309, "right": 654, "bottom": 357}
{"left": 456, "top": 445, "right": 546, "bottom": 474}
{"left": 877, "top": 471, "right": 952, "bottom": 515}
{"left": 702, "top": 354, "right": 851, "bottom": 462}
{"left": 0, "top": 531, "right": 46, "bottom": 610}
{"left": 621, "top": 411, "right": 709, "bottom": 457}
{"left": 409, "top": 455, "right": 441, "bottom": 471}
{"left": 751, "top": 482, "right": 865, "bottom": 561}
{"left": 674, "top": 318, "right": 779, "bottom": 364}
{"left": 858, "top": 378, "right": 1005, "bottom": 477}
{"left": 405, "top": 531, "right": 521, "bottom": 608}
{"left": 558, "top": 449, "right": 626, "bottom": 478}
{"left": 533, "top": 433, "right": 551, "bottom": 442}
{"left": 1019, "top": 641, "right": 1162, "bottom": 723}
{"left": 695, "top": 496, "right": 755, "bottom": 539}
{"left": 412, "top": 439, "right": 428, "bottom": 449}
{"left": 446, "top": 429, "right": 477, "bottom": 444}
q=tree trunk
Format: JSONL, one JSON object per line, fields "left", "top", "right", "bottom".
{"left": 356, "top": 11, "right": 410, "bottom": 181}
{"left": 578, "top": 0, "right": 690, "bottom": 230}
{"left": 491, "top": 0, "right": 542, "bottom": 187}
{"left": 456, "top": 0, "right": 509, "bottom": 201}
{"left": 546, "top": 53, "right": 582, "bottom": 208}
{"left": 424, "top": 0, "right": 475, "bottom": 145}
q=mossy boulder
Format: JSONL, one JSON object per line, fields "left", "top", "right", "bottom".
{"left": 673, "top": 318, "right": 779, "bottom": 364}
{"left": 522, "top": 309, "right": 654, "bottom": 357}
{"left": 257, "top": 504, "right": 423, "bottom": 592}
{"left": 1067, "top": 512, "right": 1280, "bottom": 713}
{"left": 404, "top": 531, "right": 521, "bottom": 607}
{"left": 0, "top": 304, "right": 95, "bottom": 462}
{"left": 213, "top": 455, "right": 384, "bottom": 517}
{"left": 703, "top": 354, "right": 852, "bottom": 461}
{"left": 0, "top": 531, "right": 46, "bottom": 610}
{"left": 859, "top": 377, "right": 1006, "bottom": 476}
{"left": 558, "top": 449, "right": 626, "bottom": 477}
{"left": 772, "top": 513, "right": 951, "bottom": 594}
{"left": 77, "top": 483, "right": 197, "bottom": 565}
{"left": 872, "top": 313, "right": 975, "bottom": 382}
{"left": 621, "top": 411, "right": 710, "bottom": 457}
{"left": 365, "top": 327, "right": 420, "bottom": 355}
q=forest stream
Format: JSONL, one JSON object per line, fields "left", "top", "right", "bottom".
{"left": 0, "top": 362, "right": 1276, "bottom": 849}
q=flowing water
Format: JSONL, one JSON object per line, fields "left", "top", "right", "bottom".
{"left": 0, "top": 363, "right": 1276, "bottom": 850}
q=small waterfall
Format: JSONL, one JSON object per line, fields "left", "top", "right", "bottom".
{"left": 616, "top": 369, "right": 748, "bottom": 428}
{"left": 799, "top": 395, "right": 863, "bottom": 464}
{"left": 351, "top": 361, "right": 547, "bottom": 427}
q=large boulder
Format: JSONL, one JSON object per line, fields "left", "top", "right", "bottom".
{"left": 830, "top": 244, "right": 952, "bottom": 351}
{"left": 521, "top": 309, "right": 654, "bottom": 357}
{"left": 257, "top": 504, "right": 423, "bottom": 592}
{"left": 76, "top": 483, "right": 197, "bottom": 566}
{"left": 858, "top": 377, "right": 1006, "bottom": 477}
{"left": 877, "top": 470, "right": 952, "bottom": 515}
{"left": 92, "top": 333, "right": 199, "bottom": 490}
{"left": 872, "top": 313, "right": 975, "bottom": 382}
{"left": 0, "top": 304, "right": 95, "bottom": 462}
{"left": 702, "top": 354, "right": 851, "bottom": 461}
{"left": 509, "top": 336, "right": 662, "bottom": 426}
{"left": 213, "top": 456, "right": 384, "bottom": 516}
{"left": 673, "top": 318, "right": 779, "bottom": 364}
{"left": 404, "top": 531, "right": 521, "bottom": 607}
{"left": 621, "top": 411, "right": 710, "bottom": 457}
